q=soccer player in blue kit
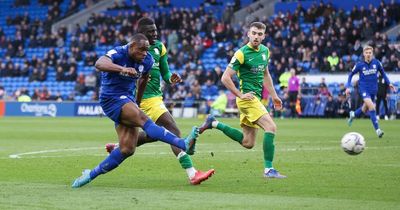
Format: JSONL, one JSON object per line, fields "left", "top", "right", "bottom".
{"left": 346, "top": 45, "right": 396, "bottom": 138}
{"left": 72, "top": 34, "right": 195, "bottom": 188}
{"left": 105, "top": 17, "right": 214, "bottom": 185}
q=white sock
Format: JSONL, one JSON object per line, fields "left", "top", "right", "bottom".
{"left": 186, "top": 167, "right": 197, "bottom": 179}
{"left": 264, "top": 168, "right": 273, "bottom": 173}
{"left": 211, "top": 121, "right": 219, "bottom": 128}
{"left": 177, "top": 151, "right": 186, "bottom": 159}
{"left": 177, "top": 151, "right": 197, "bottom": 178}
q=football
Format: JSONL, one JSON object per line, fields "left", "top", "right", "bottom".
{"left": 341, "top": 132, "right": 366, "bottom": 155}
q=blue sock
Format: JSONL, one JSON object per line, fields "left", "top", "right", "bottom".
{"left": 89, "top": 148, "right": 128, "bottom": 180}
{"left": 354, "top": 107, "right": 363, "bottom": 117}
{"left": 368, "top": 110, "right": 379, "bottom": 130}
{"left": 142, "top": 119, "right": 186, "bottom": 151}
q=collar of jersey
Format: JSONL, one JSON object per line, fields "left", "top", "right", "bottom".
{"left": 247, "top": 43, "right": 260, "bottom": 52}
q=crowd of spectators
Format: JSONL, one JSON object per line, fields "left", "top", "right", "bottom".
{"left": 0, "top": 0, "right": 399, "bottom": 117}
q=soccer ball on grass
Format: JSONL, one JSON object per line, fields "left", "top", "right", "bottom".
{"left": 341, "top": 132, "right": 365, "bottom": 155}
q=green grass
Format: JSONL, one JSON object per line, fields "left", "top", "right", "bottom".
{"left": 0, "top": 117, "right": 399, "bottom": 209}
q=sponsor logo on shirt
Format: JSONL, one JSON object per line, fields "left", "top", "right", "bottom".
{"left": 250, "top": 64, "right": 266, "bottom": 74}
{"left": 362, "top": 68, "right": 377, "bottom": 75}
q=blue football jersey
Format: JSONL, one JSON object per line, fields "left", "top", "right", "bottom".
{"left": 100, "top": 44, "right": 154, "bottom": 98}
{"left": 346, "top": 59, "right": 390, "bottom": 93}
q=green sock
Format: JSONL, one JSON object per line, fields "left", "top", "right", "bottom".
{"left": 178, "top": 153, "right": 193, "bottom": 169}
{"left": 263, "top": 132, "right": 275, "bottom": 168}
{"left": 216, "top": 122, "right": 243, "bottom": 144}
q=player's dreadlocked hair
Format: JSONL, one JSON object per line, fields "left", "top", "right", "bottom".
{"left": 137, "top": 17, "right": 155, "bottom": 32}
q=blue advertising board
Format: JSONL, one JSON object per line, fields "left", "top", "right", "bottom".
{"left": 5, "top": 102, "right": 75, "bottom": 117}
{"left": 74, "top": 102, "right": 105, "bottom": 116}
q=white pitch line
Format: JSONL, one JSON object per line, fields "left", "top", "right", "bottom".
{"left": 6, "top": 143, "right": 206, "bottom": 159}
{"left": 5, "top": 145, "right": 400, "bottom": 159}
{"left": 8, "top": 147, "right": 102, "bottom": 159}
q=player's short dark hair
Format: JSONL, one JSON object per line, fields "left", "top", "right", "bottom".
{"left": 130, "top": 33, "right": 148, "bottom": 44}
{"left": 249, "top": 22, "right": 266, "bottom": 30}
{"left": 138, "top": 17, "right": 155, "bottom": 27}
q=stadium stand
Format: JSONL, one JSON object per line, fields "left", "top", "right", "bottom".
{"left": 0, "top": 0, "right": 399, "bottom": 118}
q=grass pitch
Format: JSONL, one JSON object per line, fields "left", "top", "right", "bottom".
{"left": 0, "top": 117, "right": 399, "bottom": 209}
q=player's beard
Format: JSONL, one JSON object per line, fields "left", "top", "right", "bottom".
{"left": 251, "top": 39, "right": 260, "bottom": 48}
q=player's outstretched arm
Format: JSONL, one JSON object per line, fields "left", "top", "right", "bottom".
{"left": 222, "top": 67, "right": 254, "bottom": 100}
{"left": 345, "top": 64, "right": 358, "bottom": 97}
{"left": 136, "top": 73, "right": 149, "bottom": 104}
{"left": 159, "top": 55, "right": 181, "bottom": 84}
{"left": 159, "top": 53, "right": 173, "bottom": 84}
{"left": 95, "top": 56, "right": 123, "bottom": 73}
{"left": 263, "top": 66, "right": 282, "bottom": 110}
{"left": 95, "top": 56, "right": 137, "bottom": 77}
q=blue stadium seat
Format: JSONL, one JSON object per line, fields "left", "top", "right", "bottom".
{"left": 315, "top": 102, "right": 326, "bottom": 116}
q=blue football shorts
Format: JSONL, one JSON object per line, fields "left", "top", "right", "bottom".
{"left": 359, "top": 88, "right": 376, "bottom": 102}
{"left": 100, "top": 94, "right": 136, "bottom": 126}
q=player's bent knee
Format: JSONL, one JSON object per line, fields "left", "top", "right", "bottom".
{"left": 263, "top": 123, "right": 277, "bottom": 133}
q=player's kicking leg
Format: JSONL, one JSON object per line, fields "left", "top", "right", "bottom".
{"left": 106, "top": 126, "right": 214, "bottom": 185}
{"left": 118, "top": 103, "right": 197, "bottom": 151}
{"left": 72, "top": 125, "right": 139, "bottom": 188}
{"left": 73, "top": 102, "right": 196, "bottom": 188}
{"left": 106, "top": 126, "right": 198, "bottom": 154}
{"left": 106, "top": 110, "right": 214, "bottom": 185}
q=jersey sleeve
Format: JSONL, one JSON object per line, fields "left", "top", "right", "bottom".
{"left": 228, "top": 50, "right": 244, "bottom": 71}
{"left": 105, "top": 47, "right": 124, "bottom": 63}
{"left": 143, "top": 54, "right": 154, "bottom": 75}
{"left": 160, "top": 43, "right": 167, "bottom": 57}
{"left": 160, "top": 43, "right": 172, "bottom": 83}
{"left": 346, "top": 63, "right": 359, "bottom": 88}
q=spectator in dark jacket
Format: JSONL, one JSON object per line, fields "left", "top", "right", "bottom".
{"left": 376, "top": 73, "right": 389, "bottom": 120}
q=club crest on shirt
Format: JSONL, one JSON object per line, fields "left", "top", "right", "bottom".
{"left": 373, "top": 64, "right": 376, "bottom": 68}
{"left": 262, "top": 54, "right": 266, "bottom": 61}
{"left": 154, "top": 48, "right": 160, "bottom": 55}
{"left": 139, "top": 65, "right": 144, "bottom": 72}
